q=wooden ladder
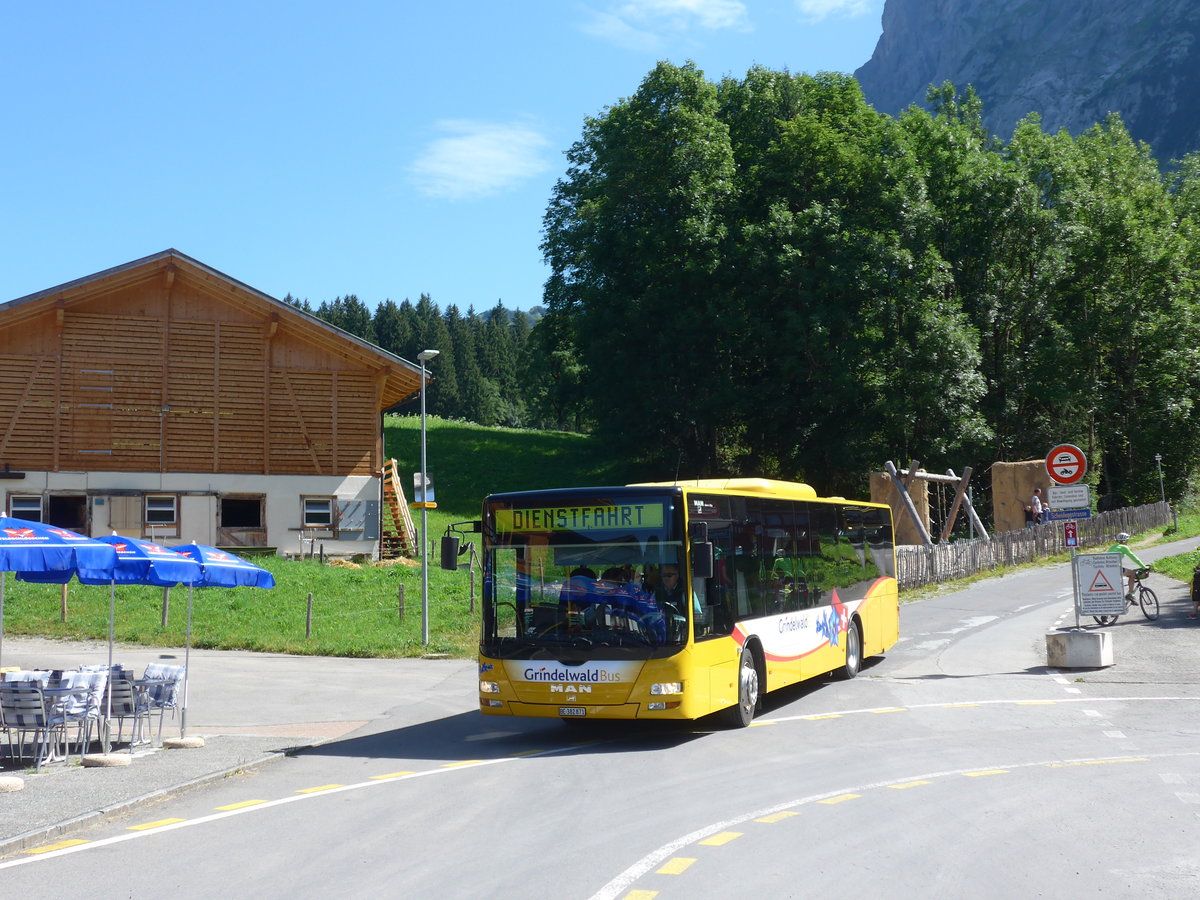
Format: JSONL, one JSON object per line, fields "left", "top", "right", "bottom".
{"left": 380, "top": 458, "right": 418, "bottom": 558}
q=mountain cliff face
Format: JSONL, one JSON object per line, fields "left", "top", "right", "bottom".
{"left": 854, "top": 0, "right": 1200, "bottom": 161}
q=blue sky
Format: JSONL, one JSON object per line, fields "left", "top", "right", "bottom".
{"left": 2, "top": 1, "right": 884, "bottom": 313}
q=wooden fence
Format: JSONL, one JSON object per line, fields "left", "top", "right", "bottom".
{"left": 895, "top": 501, "right": 1174, "bottom": 590}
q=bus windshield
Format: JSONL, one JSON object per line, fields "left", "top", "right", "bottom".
{"left": 483, "top": 492, "right": 686, "bottom": 658}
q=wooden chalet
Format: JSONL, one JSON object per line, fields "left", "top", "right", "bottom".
{"left": 0, "top": 249, "right": 422, "bottom": 556}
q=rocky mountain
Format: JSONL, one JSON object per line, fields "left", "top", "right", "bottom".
{"left": 854, "top": 0, "right": 1200, "bottom": 162}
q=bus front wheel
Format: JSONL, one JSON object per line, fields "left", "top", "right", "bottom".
{"left": 726, "top": 647, "right": 760, "bottom": 728}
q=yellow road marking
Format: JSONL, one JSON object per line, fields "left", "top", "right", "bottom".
{"left": 870, "top": 708, "right": 907, "bottom": 715}
{"left": 962, "top": 769, "right": 1008, "bottom": 778}
{"left": 756, "top": 811, "right": 799, "bottom": 823}
{"left": 621, "top": 891, "right": 659, "bottom": 899}
{"left": 295, "top": 784, "right": 344, "bottom": 793}
{"left": 440, "top": 760, "right": 484, "bottom": 768}
{"left": 748, "top": 721, "right": 775, "bottom": 727}
{"left": 805, "top": 713, "right": 843, "bottom": 720}
{"left": 818, "top": 793, "right": 861, "bottom": 804}
{"left": 24, "top": 839, "right": 88, "bottom": 854}
{"left": 215, "top": 799, "right": 267, "bottom": 811}
{"left": 1046, "top": 757, "right": 1148, "bottom": 768}
{"left": 656, "top": 857, "right": 697, "bottom": 874}
{"left": 699, "top": 831, "right": 742, "bottom": 846}
{"left": 888, "top": 780, "right": 931, "bottom": 790}
{"left": 128, "top": 818, "right": 186, "bottom": 831}
{"left": 370, "top": 771, "right": 416, "bottom": 780}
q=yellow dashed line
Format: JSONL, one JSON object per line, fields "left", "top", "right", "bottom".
{"left": 24, "top": 839, "right": 88, "bottom": 854}
{"left": 888, "top": 780, "right": 931, "bottom": 790}
{"left": 621, "top": 891, "right": 659, "bottom": 899}
{"left": 818, "top": 793, "right": 861, "bottom": 804}
{"left": 805, "top": 713, "right": 843, "bottom": 720}
{"left": 962, "top": 769, "right": 1009, "bottom": 778}
{"left": 756, "top": 811, "right": 799, "bottom": 823}
{"left": 128, "top": 818, "right": 186, "bottom": 831}
{"left": 699, "top": 831, "right": 743, "bottom": 846}
{"left": 510, "top": 750, "right": 545, "bottom": 757}
{"left": 440, "top": 760, "right": 484, "bottom": 768}
{"left": 370, "top": 771, "right": 416, "bottom": 780}
{"left": 656, "top": 857, "right": 697, "bottom": 874}
{"left": 215, "top": 799, "right": 267, "bottom": 811}
{"left": 1046, "top": 757, "right": 1148, "bottom": 768}
{"left": 295, "top": 784, "right": 344, "bottom": 794}
{"left": 748, "top": 721, "right": 775, "bottom": 727}
{"left": 870, "top": 708, "right": 907, "bottom": 715}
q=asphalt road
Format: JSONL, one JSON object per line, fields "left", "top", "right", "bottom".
{"left": 2, "top": 542, "right": 1199, "bottom": 899}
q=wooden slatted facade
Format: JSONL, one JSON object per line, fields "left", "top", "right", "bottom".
{"left": 0, "top": 250, "right": 423, "bottom": 554}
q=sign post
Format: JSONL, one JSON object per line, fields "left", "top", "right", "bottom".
{"left": 1046, "top": 444, "right": 1089, "bottom": 625}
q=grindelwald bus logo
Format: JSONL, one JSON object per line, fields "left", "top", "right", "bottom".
{"left": 522, "top": 665, "right": 623, "bottom": 683}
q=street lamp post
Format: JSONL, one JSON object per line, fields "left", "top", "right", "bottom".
{"left": 1155, "top": 453, "right": 1165, "bottom": 504}
{"left": 417, "top": 349, "right": 440, "bottom": 646}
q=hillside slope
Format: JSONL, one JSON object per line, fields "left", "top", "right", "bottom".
{"left": 855, "top": 0, "right": 1200, "bottom": 160}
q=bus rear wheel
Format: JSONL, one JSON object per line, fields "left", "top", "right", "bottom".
{"left": 840, "top": 619, "right": 862, "bottom": 679}
{"left": 725, "top": 647, "right": 760, "bottom": 728}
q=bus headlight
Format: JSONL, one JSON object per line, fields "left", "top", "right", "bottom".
{"left": 650, "top": 682, "right": 683, "bottom": 695}
{"left": 480, "top": 681, "right": 500, "bottom": 694}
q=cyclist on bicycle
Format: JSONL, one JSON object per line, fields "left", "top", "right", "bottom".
{"left": 1108, "top": 532, "right": 1147, "bottom": 600}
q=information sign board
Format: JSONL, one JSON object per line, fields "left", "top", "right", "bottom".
{"left": 1074, "top": 553, "right": 1126, "bottom": 616}
{"left": 1048, "top": 484, "right": 1090, "bottom": 509}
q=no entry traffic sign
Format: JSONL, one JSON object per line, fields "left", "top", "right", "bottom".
{"left": 1046, "top": 443, "right": 1087, "bottom": 485}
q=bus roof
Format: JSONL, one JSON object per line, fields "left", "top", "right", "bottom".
{"left": 629, "top": 477, "right": 818, "bottom": 499}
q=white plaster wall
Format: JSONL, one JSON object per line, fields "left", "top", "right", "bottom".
{"left": 8, "top": 470, "right": 381, "bottom": 557}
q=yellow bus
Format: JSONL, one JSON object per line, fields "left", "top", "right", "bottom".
{"left": 450, "top": 478, "right": 898, "bottom": 727}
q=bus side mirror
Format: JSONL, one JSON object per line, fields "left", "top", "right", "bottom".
{"left": 692, "top": 542, "right": 714, "bottom": 580}
{"left": 440, "top": 535, "right": 461, "bottom": 571}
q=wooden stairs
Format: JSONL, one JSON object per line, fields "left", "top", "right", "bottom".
{"left": 380, "top": 458, "right": 418, "bottom": 559}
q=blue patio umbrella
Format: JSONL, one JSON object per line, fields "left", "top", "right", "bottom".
{"left": 19, "top": 534, "right": 203, "bottom": 750}
{"left": 0, "top": 517, "right": 118, "bottom": 668}
{"left": 173, "top": 543, "right": 276, "bottom": 737}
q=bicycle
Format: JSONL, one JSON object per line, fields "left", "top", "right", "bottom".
{"left": 1094, "top": 567, "right": 1159, "bottom": 624}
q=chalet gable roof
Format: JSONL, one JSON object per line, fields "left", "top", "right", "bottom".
{"left": 1, "top": 249, "right": 424, "bottom": 408}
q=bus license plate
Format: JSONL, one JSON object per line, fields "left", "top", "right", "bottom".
{"left": 559, "top": 707, "right": 586, "bottom": 717}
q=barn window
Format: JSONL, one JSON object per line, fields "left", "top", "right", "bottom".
{"left": 303, "top": 497, "right": 334, "bottom": 528}
{"left": 10, "top": 495, "right": 43, "bottom": 521}
{"left": 145, "top": 495, "right": 178, "bottom": 525}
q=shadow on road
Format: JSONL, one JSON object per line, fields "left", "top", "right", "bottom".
{"left": 294, "top": 709, "right": 714, "bottom": 763}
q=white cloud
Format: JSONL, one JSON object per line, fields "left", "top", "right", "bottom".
{"left": 409, "top": 120, "right": 551, "bottom": 202}
{"left": 623, "top": 0, "right": 751, "bottom": 31}
{"left": 580, "top": 10, "right": 664, "bottom": 52}
{"left": 794, "top": 0, "right": 874, "bottom": 22}
{"left": 583, "top": 0, "right": 751, "bottom": 49}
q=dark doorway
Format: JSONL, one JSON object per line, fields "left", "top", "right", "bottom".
{"left": 47, "top": 494, "right": 87, "bottom": 531}
{"left": 218, "top": 494, "right": 267, "bottom": 547}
